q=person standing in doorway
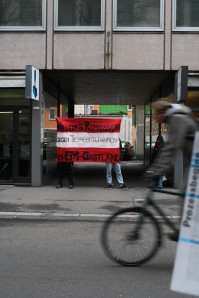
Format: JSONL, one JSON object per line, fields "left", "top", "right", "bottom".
{"left": 106, "top": 139, "right": 128, "bottom": 190}
{"left": 56, "top": 162, "right": 74, "bottom": 189}
{"left": 149, "top": 134, "right": 165, "bottom": 189}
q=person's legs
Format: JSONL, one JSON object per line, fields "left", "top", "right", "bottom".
{"left": 65, "top": 162, "right": 74, "bottom": 188}
{"left": 113, "top": 163, "right": 124, "bottom": 185}
{"left": 158, "top": 176, "right": 164, "bottom": 188}
{"left": 150, "top": 179, "right": 156, "bottom": 188}
{"left": 106, "top": 163, "right": 113, "bottom": 186}
{"left": 56, "top": 162, "right": 64, "bottom": 188}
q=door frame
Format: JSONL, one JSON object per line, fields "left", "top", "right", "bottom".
{"left": 0, "top": 106, "right": 31, "bottom": 185}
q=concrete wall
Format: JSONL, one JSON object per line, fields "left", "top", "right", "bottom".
{"left": 172, "top": 34, "right": 199, "bottom": 71}
{"left": 0, "top": 33, "right": 46, "bottom": 69}
{"left": 54, "top": 34, "right": 105, "bottom": 69}
{"left": 0, "top": 0, "right": 199, "bottom": 71}
{"left": 112, "top": 34, "right": 164, "bottom": 70}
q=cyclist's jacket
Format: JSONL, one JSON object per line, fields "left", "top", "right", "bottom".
{"left": 149, "top": 104, "right": 198, "bottom": 188}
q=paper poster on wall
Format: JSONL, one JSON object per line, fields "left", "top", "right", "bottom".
{"left": 171, "top": 131, "right": 199, "bottom": 297}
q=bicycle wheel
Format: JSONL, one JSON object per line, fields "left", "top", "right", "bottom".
{"left": 101, "top": 207, "right": 162, "bottom": 266}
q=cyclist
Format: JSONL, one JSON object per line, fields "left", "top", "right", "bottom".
{"left": 145, "top": 98, "right": 198, "bottom": 240}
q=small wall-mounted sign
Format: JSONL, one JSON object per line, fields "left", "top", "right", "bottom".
{"left": 25, "top": 65, "right": 39, "bottom": 101}
{"left": 175, "top": 66, "right": 188, "bottom": 103}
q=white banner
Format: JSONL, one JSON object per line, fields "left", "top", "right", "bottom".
{"left": 56, "top": 132, "right": 120, "bottom": 148}
{"left": 171, "top": 131, "right": 199, "bottom": 296}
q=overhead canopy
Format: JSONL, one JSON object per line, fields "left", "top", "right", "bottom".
{"left": 43, "top": 70, "right": 175, "bottom": 105}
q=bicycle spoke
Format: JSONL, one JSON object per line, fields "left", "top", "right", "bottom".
{"left": 101, "top": 207, "right": 161, "bottom": 266}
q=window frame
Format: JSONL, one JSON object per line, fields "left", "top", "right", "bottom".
{"left": 49, "top": 107, "right": 57, "bottom": 121}
{"left": 0, "top": 0, "right": 46, "bottom": 31}
{"left": 113, "top": 0, "right": 164, "bottom": 32}
{"left": 172, "top": 0, "right": 199, "bottom": 32}
{"left": 54, "top": 0, "right": 105, "bottom": 31}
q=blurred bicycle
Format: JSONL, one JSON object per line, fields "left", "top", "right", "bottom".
{"left": 101, "top": 188, "right": 184, "bottom": 267}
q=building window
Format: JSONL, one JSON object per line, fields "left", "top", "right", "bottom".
{"left": 54, "top": 0, "right": 105, "bottom": 31}
{"left": 0, "top": 0, "right": 46, "bottom": 31}
{"left": 49, "top": 108, "right": 56, "bottom": 120}
{"left": 173, "top": 0, "right": 199, "bottom": 31}
{"left": 113, "top": 0, "right": 164, "bottom": 31}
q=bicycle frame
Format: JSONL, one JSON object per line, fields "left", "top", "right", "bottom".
{"left": 135, "top": 188, "right": 185, "bottom": 235}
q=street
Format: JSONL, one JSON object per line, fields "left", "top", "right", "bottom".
{"left": 0, "top": 219, "right": 194, "bottom": 298}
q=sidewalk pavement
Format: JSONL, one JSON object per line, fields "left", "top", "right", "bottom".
{"left": 0, "top": 162, "right": 182, "bottom": 221}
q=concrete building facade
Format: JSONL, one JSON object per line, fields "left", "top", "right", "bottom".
{"left": 0, "top": 0, "right": 199, "bottom": 186}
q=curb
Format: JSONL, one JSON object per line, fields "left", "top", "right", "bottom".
{"left": 0, "top": 212, "right": 111, "bottom": 221}
{"left": 0, "top": 212, "right": 181, "bottom": 222}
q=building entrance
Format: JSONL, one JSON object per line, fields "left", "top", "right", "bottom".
{"left": 0, "top": 89, "right": 31, "bottom": 185}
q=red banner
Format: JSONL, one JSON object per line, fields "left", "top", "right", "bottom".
{"left": 56, "top": 117, "right": 121, "bottom": 163}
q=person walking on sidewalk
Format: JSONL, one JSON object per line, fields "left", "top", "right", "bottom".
{"left": 106, "top": 140, "right": 128, "bottom": 190}
{"left": 56, "top": 162, "right": 74, "bottom": 189}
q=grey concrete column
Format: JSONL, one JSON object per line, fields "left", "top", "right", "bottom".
{"left": 164, "top": 0, "right": 172, "bottom": 70}
{"left": 31, "top": 73, "right": 43, "bottom": 186}
{"left": 68, "top": 99, "right": 74, "bottom": 118}
{"left": 135, "top": 105, "right": 145, "bottom": 160}
{"left": 105, "top": 0, "right": 112, "bottom": 69}
{"left": 174, "top": 150, "right": 184, "bottom": 188}
{"left": 46, "top": 0, "right": 53, "bottom": 69}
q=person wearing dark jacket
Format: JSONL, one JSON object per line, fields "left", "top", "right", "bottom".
{"left": 146, "top": 99, "right": 197, "bottom": 241}
{"left": 56, "top": 162, "right": 74, "bottom": 189}
{"left": 149, "top": 134, "right": 165, "bottom": 189}
{"left": 147, "top": 100, "right": 197, "bottom": 186}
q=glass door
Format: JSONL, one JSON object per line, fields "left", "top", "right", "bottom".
{"left": 0, "top": 110, "right": 13, "bottom": 182}
{"left": 0, "top": 108, "right": 31, "bottom": 184}
{"left": 18, "top": 109, "right": 31, "bottom": 181}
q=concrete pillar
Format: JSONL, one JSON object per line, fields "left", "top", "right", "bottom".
{"left": 31, "top": 72, "right": 43, "bottom": 186}
{"left": 173, "top": 67, "right": 188, "bottom": 187}
{"left": 135, "top": 105, "right": 145, "bottom": 160}
{"left": 46, "top": 0, "right": 53, "bottom": 69}
{"left": 68, "top": 99, "right": 74, "bottom": 118}
{"left": 174, "top": 150, "right": 184, "bottom": 188}
{"left": 164, "top": 0, "right": 172, "bottom": 70}
{"left": 105, "top": 0, "right": 112, "bottom": 69}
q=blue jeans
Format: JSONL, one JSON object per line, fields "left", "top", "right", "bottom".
{"left": 106, "top": 163, "right": 124, "bottom": 185}
{"left": 150, "top": 176, "right": 164, "bottom": 188}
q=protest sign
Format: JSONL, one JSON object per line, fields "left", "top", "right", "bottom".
{"left": 56, "top": 117, "right": 121, "bottom": 163}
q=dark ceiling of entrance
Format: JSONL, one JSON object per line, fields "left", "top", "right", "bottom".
{"left": 43, "top": 70, "right": 175, "bottom": 105}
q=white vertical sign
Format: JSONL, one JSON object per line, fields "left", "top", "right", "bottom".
{"left": 25, "top": 65, "right": 39, "bottom": 101}
{"left": 175, "top": 66, "right": 188, "bottom": 103}
{"left": 31, "top": 66, "right": 39, "bottom": 100}
{"left": 171, "top": 131, "right": 199, "bottom": 296}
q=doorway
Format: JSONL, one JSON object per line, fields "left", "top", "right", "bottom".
{"left": 0, "top": 89, "right": 31, "bottom": 185}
